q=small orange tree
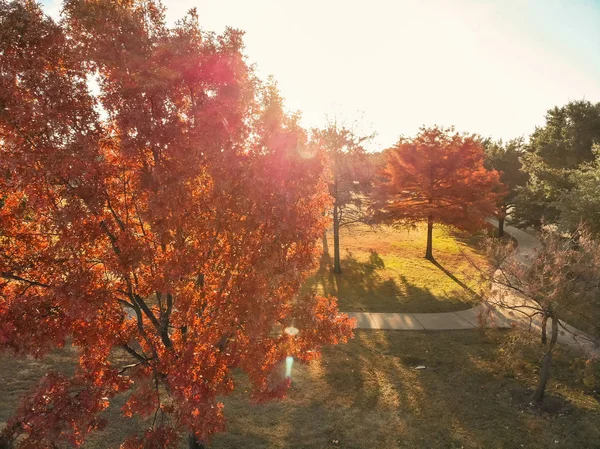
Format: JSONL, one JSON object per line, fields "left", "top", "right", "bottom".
{"left": 372, "top": 126, "right": 504, "bottom": 260}
{"left": 0, "top": 1, "right": 353, "bottom": 447}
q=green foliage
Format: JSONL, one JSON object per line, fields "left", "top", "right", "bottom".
{"left": 556, "top": 148, "right": 600, "bottom": 236}
{"left": 514, "top": 100, "right": 600, "bottom": 229}
{"left": 528, "top": 100, "right": 600, "bottom": 170}
{"left": 482, "top": 138, "right": 528, "bottom": 213}
{"left": 512, "top": 181, "right": 557, "bottom": 229}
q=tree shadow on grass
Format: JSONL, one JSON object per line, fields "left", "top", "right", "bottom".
{"left": 276, "top": 330, "right": 600, "bottom": 449}
{"left": 304, "top": 250, "right": 478, "bottom": 313}
{"left": 429, "top": 258, "right": 479, "bottom": 299}
{"left": 447, "top": 226, "right": 488, "bottom": 245}
{"left": 394, "top": 273, "right": 475, "bottom": 312}
{"left": 206, "top": 330, "right": 600, "bottom": 448}
{"left": 274, "top": 331, "right": 498, "bottom": 448}
{"left": 303, "top": 250, "right": 403, "bottom": 312}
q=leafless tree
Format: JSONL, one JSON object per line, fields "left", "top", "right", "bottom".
{"left": 479, "top": 226, "right": 600, "bottom": 403}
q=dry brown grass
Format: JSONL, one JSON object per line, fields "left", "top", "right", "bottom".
{"left": 0, "top": 347, "right": 146, "bottom": 447}
{"left": 2, "top": 330, "right": 599, "bottom": 449}
{"left": 560, "top": 300, "right": 600, "bottom": 339}
{"left": 212, "top": 330, "right": 600, "bottom": 449}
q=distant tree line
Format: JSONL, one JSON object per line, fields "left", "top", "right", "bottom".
{"left": 485, "top": 100, "right": 600, "bottom": 237}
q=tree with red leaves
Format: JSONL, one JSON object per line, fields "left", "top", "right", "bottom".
{"left": 372, "top": 126, "right": 504, "bottom": 260}
{"left": 0, "top": 1, "right": 353, "bottom": 448}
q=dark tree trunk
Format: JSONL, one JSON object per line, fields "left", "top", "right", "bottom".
{"left": 498, "top": 216, "right": 505, "bottom": 238}
{"left": 332, "top": 148, "right": 342, "bottom": 274}
{"left": 188, "top": 434, "right": 206, "bottom": 449}
{"left": 425, "top": 215, "right": 434, "bottom": 261}
{"left": 541, "top": 315, "right": 548, "bottom": 345}
{"left": 532, "top": 316, "right": 559, "bottom": 404}
{"left": 333, "top": 202, "right": 341, "bottom": 273}
{"left": 322, "top": 231, "right": 329, "bottom": 256}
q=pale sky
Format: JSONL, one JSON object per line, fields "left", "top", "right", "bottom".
{"left": 42, "top": 0, "right": 600, "bottom": 150}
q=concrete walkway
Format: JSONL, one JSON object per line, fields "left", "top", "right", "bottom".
{"left": 345, "top": 220, "right": 600, "bottom": 358}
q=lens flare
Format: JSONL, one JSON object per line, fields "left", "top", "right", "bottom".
{"left": 296, "top": 141, "right": 316, "bottom": 159}
{"left": 285, "top": 356, "right": 294, "bottom": 378}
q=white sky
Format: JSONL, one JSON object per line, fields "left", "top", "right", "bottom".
{"left": 42, "top": 0, "right": 600, "bottom": 150}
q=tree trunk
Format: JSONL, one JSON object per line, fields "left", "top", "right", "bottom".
{"left": 322, "top": 231, "right": 329, "bottom": 256}
{"left": 531, "top": 316, "right": 559, "bottom": 404}
{"left": 425, "top": 215, "right": 434, "bottom": 261}
{"left": 188, "top": 434, "right": 206, "bottom": 449}
{"left": 541, "top": 315, "right": 548, "bottom": 345}
{"left": 498, "top": 216, "right": 505, "bottom": 238}
{"left": 333, "top": 202, "right": 341, "bottom": 273}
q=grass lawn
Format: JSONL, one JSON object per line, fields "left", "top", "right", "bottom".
{"left": 561, "top": 301, "right": 600, "bottom": 339}
{"left": 213, "top": 330, "right": 600, "bottom": 449}
{"left": 303, "top": 223, "right": 491, "bottom": 313}
{"left": 2, "top": 330, "right": 599, "bottom": 448}
{"left": 0, "top": 346, "right": 145, "bottom": 448}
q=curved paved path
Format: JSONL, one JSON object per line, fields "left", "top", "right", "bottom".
{"left": 345, "top": 220, "right": 600, "bottom": 358}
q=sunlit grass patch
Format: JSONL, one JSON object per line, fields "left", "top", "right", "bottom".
{"left": 304, "top": 223, "right": 491, "bottom": 313}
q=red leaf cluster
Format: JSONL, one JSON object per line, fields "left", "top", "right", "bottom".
{"left": 373, "top": 126, "right": 505, "bottom": 229}
{"left": 371, "top": 126, "right": 505, "bottom": 259}
{"left": 0, "top": 1, "right": 354, "bottom": 446}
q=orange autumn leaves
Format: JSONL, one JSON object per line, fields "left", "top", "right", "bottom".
{"left": 0, "top": 1, "right": 507, "bottom": 447}
{"left": 371, "top": 126, "right": 505, "bottom": 259}
{"left": 0, "top": 1, "right": 353, "bottom": 447}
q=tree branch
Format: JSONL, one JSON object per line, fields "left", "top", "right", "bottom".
{"left": 160, "top": 293, "right": 174, "bottom": 349}
{"left": 105, "top": 190, "right": 125, "bottom": 232}
{"left": 133, "top": 293, "right": 162, "bottom": 330}
{"left": 122, "top": 344, "right": 149, "bottom": 363}
{"left": 0, "top": 272, "right": 50, "bottom": 288}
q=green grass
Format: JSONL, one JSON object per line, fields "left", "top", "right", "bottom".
{"left": 303, "top": 223, "right": 491, "bottom": 313}
{"left": 3, "top": 330, "right": 598, "bottom": 448}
